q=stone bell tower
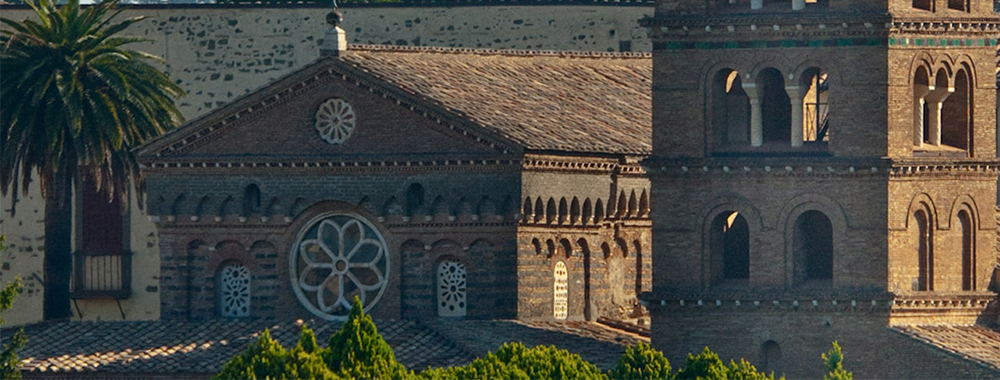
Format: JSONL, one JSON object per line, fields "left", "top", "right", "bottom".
{"left": 642, "top": 0, "right": 999, "bottom": 378}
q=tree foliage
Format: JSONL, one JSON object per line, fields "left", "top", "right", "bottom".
{"left": 324, "top": 297, "right": 411, "bottom": 380}
{"left": 211, "top": 327, "right": 335, "bottom": 380}
{"left": 822, "top": 342, "right": 852, "bottom": 380}
{"left": 419, "top": 342, "right": 606, "bottom": 380}
{"left": 675, "top": 347, "right": 779, "bottom": 380}
{"left": 0, "top": 235, "right": 27, "bottom": 380}
{"left": 1, "top": 0, "right": 184, "bottom": 319}
{"left": 609, "top": 341, "right": 673, "bottom": 380}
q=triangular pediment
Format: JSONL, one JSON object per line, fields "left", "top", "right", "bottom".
{"left": 138, "top": 58, "right": 520, "bottom": 164}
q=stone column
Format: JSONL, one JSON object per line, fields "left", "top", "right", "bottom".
{"left": 792, "top": 0, "right": 806, "bottom": 10}
{"left": 751, "top": 0, "right": 763, "bottom": 10}
{"left": 786, "top": 85, "right": 805, "bottom": 147}
{"left": 743, "top": 82, "right": 763, "bottom": 147}
{"left": 912, "top": 83, "right": 931, "bottom": 146}
{"left": 924, "top": 86, "right": 954, "bottom": 146}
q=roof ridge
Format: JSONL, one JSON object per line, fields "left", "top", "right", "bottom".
{"left": 348, "top": 43, "right": 652, "bottom": 59}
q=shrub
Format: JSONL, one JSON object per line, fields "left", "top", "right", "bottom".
{"left": 420, "top": 342, "right": 606, "bottom": 380}
{"left": 822, "top": 342, "right": 852, "bottom": 380}
{"left": 324, "top": 297, "right": 411, "bottom": 380}
{"left": 609, "top": 342, "right": 673, "bottom": 380}
{"left": 727, "top": 359, "right": 776, "bottom": 380}
{"left": 0, "top": 235, "right": 26, "bottom": 380}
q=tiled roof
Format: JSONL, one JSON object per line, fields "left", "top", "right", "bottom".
{"left": 339, "top": 45, "right": 652, "bottom": 155}
{"left": 2, "top": 319, "right": 644, "bottom": 377}
{"left": 893, "top": 325, "right": 1000, "bottom": 371}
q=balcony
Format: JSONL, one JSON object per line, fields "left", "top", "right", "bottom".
{"left": 71, "top": 250, "right": 133, "bottom": 299}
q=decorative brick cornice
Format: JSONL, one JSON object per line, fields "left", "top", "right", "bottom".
{"left": 522, "top": 156, "right": 646, "bottom": 175}
{"left": 643, "top": 158, "right": 891, "bottom": 178}
{"left": 643, "top": 295, "right": 894, "bottom": 313}
{"left": 889, "top": 160, "right": 1000, "bottom": 179}
{"left": 891, "top": 294, "right": 994, "bottom": 312}
{"left": 141, "top": 158, "right": 522, "bottom": 173}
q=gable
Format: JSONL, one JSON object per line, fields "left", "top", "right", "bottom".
{"left": 139, "top": 60, "right": 518, "bottom": 163}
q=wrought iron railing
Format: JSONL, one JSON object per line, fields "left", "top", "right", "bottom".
{"left": 71, "top": 250, "right": 133, "bottom": 299}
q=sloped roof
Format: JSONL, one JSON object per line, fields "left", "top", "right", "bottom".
{"left": 338, "top": 46, "right": 652, "bottom": 155}
{"left": 2, "top": 319, "right": 645, "bottom": 376}
{"left": 138, "top": 45, "right": 651, "bottom": 159}
{"left": 893, "top": 324, "right": 1000, "bottom": 372}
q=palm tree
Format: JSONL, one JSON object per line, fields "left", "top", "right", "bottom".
{"left": 1, "top": 0, "right": 184, "bottom": 320}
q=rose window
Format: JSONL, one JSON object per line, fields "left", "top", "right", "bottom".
{"left": 437, "top": 259, "right": 467, "bottom": 317}
{"left": 553, "top": 261, "right": 568, "bottom": 320}
{"left": 220, "top": 263, "right": 251, "bottom": 317}
{"left": 315, "top": 98, "right": 356, "bottom": 145}
{"left": 290, "top": 213, "right": 389, "bottom": 320}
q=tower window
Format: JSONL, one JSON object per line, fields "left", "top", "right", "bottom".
{"left": 553, "top": 261, "right": 568, "bottom": 320}
{"left": 914, "top": 209, "right": 933, "bottom": 291}
{"left": 794, "top": 211, "right": 833, "bottom": 282}
{"left": 711, "top": 211, "right": 750, "bottom": 282}
{"left": 958, "top": 210, "right": 975, "bottom": 291}
{"left": 712, "top": 69, "right": 750, "bottom": 147}
{"left": 913, "top": 0, "right": 934, "bottom": 11}
{"left": 219, "top": 261, "right": 251, "bottom": 317}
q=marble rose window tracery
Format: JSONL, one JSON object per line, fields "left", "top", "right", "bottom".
{"left": 437, "top": 259, "right": 467, "bottom": 317}
{"left": 290, "top": 213, "right": 389, "bottom": 320}
{"left": 315, "top": 98, "right": 356, "bottom": 144}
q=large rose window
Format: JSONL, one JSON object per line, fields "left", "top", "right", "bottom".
{"left": 290, "top": 213, "right": 389, "bottom": 320}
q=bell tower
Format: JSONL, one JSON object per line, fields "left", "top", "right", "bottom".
{"left": 643, "top": 0, "right": 999, "bottom": 377}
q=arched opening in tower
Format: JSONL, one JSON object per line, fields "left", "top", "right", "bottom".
{"left": 759, "top": 68, "right": 791, "bottom": 144}
{"left": 794, "top": 210, "right": 833, "bottom": 282}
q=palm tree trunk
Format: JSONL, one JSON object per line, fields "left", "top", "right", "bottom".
{"left": 43, "top": 172, "right": 73, "bottom": 320}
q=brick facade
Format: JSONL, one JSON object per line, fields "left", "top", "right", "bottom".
{"left": 139, "top": 47, "right": 653, "bottom": 323}
{"left": 645, "top": 0, "right": 999, "bottom": 378}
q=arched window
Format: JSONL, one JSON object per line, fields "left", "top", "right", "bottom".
{"left": 794, "top": 211, "right": 833, "bottom": 282}
{"left": 594, "top": 199, "right": 605, "bottom": 223}
{"left": 799, "top": 67, "right": 830, "bottom": 145}
{"left": 913, "top": 66, "right": 932, "bottom": 146}
{"left": 219, "top": 261, "right": 251, "bottom": 317}
{"left": 522, "top": 198, "right": 533, "bottom": 223}
{"left": 638, "top": 190, "right": 649, "bottom": 218}
{"left": 437, "top": 259, "right": 467, "bottom": 317}
{"left": 570, "top": 198, "right": 581, "bottom": 225}
{"left": 633, "top": 240, "right": 644, "bottom": 295}
{"left": 914, "top": 209, "right": 933, "bottom": 291}
{"left": 712, "top": 69, "right": 751, "bottom": 147}
{"left": 558, "top": 198, "right": 568, "bottom": 225}
{"left": 535, "top": 197, "right": 545, "bottom": 223}
{"left": 627, "top": 190, "right": 638, "bottom": 218}
{"left": 582, "top": 199, "right": 593, "bottom": 225}
{"left": 941, "top": 67, "right": 972, "bottom": 153}
{"left": 242, "top": 184, "right": 261, "bottom": 217}
{"left": 759, "top": 68, "right": 791, "bottom": 144}
{"left": 553, "top": 261, "right": 568, "bottom": 320}
{"left": 958, "top": 209, "right": 975, "bottom": 291}
{"left": 616, "top": 191, "right": 627, "bottom": 218}
{"left": 713, "top": 212, "right": 750, "bottom": 281}
{"left": 406, "top": 183, "right": 425, "bottom": 217}
{"left": 761, "top": 341, "right": 782, "bottom": 375}
{"left": 546, "top": 198, "right": 557, "bottom": 224}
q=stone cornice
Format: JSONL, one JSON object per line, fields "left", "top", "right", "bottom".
{"left": 522, "top": 155, "right": 646, "bottom": 175}
{"left": 643, "top": 159, "right": 890, "bottom": 178}
{"left": 889, "top": 160, "right": 1000, "bottom": 179}
{"left": 643, "top": 294, "right": 895, "bottom": 313}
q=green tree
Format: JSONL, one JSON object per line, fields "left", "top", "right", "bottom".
{"left": 609, "top": 342, "right": 674, "bottom": 380}
{"left": 675, "top": 348, "right": 729, "bottom": 380}
{"left": 419, "top": 342, "right": 606, "bottom": 380}
{"left": 0, "top": 0, "right": 184, "bottom": 320}
{"left": 0, "top": 235, "right": 28, "bottom": 380}
{"left": 325, "top": 297, "right": 411, "bottom": 380}
{"left": 821, "top": 342, "right": 852, "bottom": 380}
{"left": 726, "top": 359, "right": 776, "bottom": 380}
{"left": 212, "top": 325, "right": 336, "bottom": 380}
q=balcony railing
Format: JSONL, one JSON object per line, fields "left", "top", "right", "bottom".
{"left": 71, "top": 250, "right": 133, "bottom": 299}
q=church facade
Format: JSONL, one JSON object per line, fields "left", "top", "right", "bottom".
{"left": 136, "top": 44, "right": 654, "bottom": 322}
{"left": 643, "top": 0, "right": 1000, "bottom": 378}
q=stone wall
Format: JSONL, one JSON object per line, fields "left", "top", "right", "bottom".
{"left": 1, "top": 5, "right": 652, "bottom": 124}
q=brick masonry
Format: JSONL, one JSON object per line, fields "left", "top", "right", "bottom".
{"left": 645, "top": 0, "right": 1000, "bottom": 378}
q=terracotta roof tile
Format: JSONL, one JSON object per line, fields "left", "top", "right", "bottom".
{"left": 341, "top": 45, "right": 652, "bottom": 155}
{"left": 893, "top": 325, "right": 1000, "bottom": 371}
{"left": 3, "top": 319, "right": 642, "bottom": 375}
